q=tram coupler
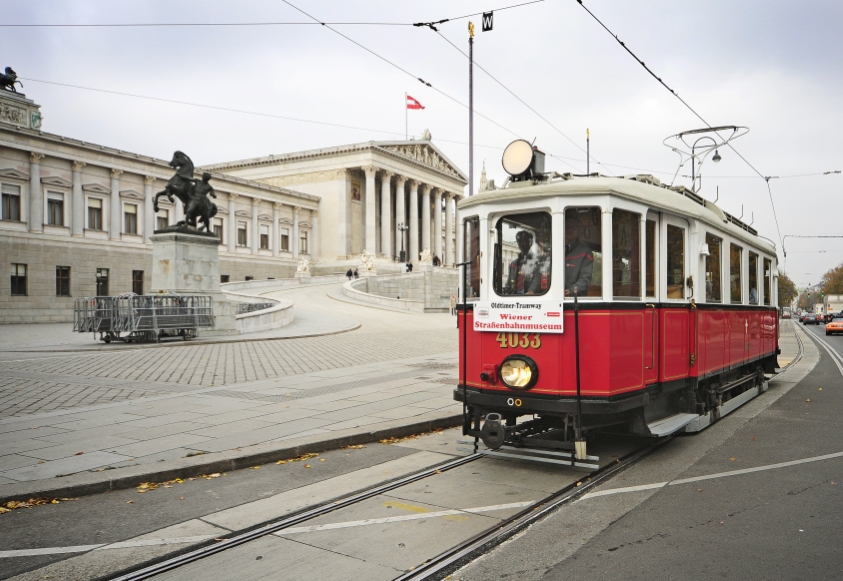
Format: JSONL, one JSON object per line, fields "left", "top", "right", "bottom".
{"left": 479, "top": 413, "right": 507, "bottom": 449}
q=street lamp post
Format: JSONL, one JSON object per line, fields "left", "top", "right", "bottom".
{"left": 398, "top": 222, "right": 408, "bottom": 263}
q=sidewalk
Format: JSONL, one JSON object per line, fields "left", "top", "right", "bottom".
{"left": 0, "top": 309, "right": 801, "bottom": 504}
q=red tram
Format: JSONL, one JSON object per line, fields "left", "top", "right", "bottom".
{"left": 455, "top": 141, "right": 779, "bottom": 457}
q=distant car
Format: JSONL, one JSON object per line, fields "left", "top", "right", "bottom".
{"left": 804, "top": 313, "right": 819, "bottom": 325}
{"left": 827, "top": 316, "right": 843, "bottom": 336}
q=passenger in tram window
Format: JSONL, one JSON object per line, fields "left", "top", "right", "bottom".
{"left": 504, "top": 230, "right": 544, "bottom": 294}
{"left": 750, "top": 287, "right": 758, "bottom": 303}
{"left": 564, "top": 214, "right": 594, "bottom": 297}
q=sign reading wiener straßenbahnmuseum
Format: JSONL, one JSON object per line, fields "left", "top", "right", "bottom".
{"left": 473, "top": 300, "right": 564, "bottom": 334}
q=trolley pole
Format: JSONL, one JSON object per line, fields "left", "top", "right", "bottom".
{"left": 586, "top": 128, "right": 590, "bottom": 174}
{"left": 468, "top": 21, "right": 475, "bottom": 198}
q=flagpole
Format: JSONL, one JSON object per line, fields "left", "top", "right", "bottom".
{"left": 405, "top": 92, "right": 408, "bottom": 140}
{"left": 586, "top": 128, "right": 590, "bottom": 174}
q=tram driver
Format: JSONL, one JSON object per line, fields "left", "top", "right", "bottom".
{"left": 504, "top": 230, "right": 545, "bottom": 295}
{"left": 564, "top": 214, "right": 594, "bottom": 297}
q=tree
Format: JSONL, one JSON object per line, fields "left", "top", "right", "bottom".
{"left": 778, "top": 270, "right": 798, "bottom": 308}
{"left": 820, "top": 263, "right": 843, "bottom": 295}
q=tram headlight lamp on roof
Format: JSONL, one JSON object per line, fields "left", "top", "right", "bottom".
{"left": 712, "top": 149, "right": 722, "bottom": 163}
{"left": 502, "top": 139, "right": 545, "bottom": 182}
{"left": 499, "top": 355, "right": 539, "bottom": 390}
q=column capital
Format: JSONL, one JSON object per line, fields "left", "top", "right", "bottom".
{"left": 362, "top": 165, "right": 379, "bottom": 178}
{"left": 380, "top": 170, "right": 394, "bottom": 181}
{"left": 334, "top": 168, "right": 351, "bottom": 179}
{"left": 432, "top": 188, "right": 442, "bottom": 198}
{"left": 144, "top": 175, "right": 155, "bottom": 185}
{"left": 418, "top": 183, "right": 430, "bottom": 194}
{"left": 229, "top": 192, "right": 239, "bottom": 200}
{"left": 30, "top": 152, "right": 45, "bottom": 163}
{"left": 293, "top": 206, "right": 301, "bottom": 214}
{"left": 73, "top": 160, "right": 87, "bottom": 172}
{"left": 274, "top": 202, "right": 284, "bottom": 211}
{"left": 394, "top": 175, "right": 407, "bottom": 187}
{"left": 408, "top": 179, "right": 419, "bottom": 189}
{"left": 110, "top": 168, "right": 123, "bottom": 179}
{"left": 251, "top": 197, "right": 260, "bottom": 207}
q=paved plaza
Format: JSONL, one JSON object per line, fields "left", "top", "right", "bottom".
{"left": 0, "top": 282, "right": 461, "bottom": 498}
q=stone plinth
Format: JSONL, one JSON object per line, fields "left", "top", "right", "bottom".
{"left": 150, "top": 231, "right": 237, "bottom": 335}
{"left": 0, "top": 91, "right": 42, "bottom": 130}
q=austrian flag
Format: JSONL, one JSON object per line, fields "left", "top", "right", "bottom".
{"left": 406, "top": 95, "right": 425, "bottom": 110}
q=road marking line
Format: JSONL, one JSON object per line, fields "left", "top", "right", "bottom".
{"left": 273, "top": 501, "right": 536, "bottom": 535}
{"left": 803, "top": 326, "right": 843, "bottom": 377}
{"left": 0, "top": 544, "right": 104, "bottom": 558}
{"left": 578, "top": 451, "right": 843, "bottom": 502}
{"left": 0, "top": 536, "right": 216, "bottom": 559}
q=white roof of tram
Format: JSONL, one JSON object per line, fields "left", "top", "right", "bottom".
{"left": 458, "top": 174, "right": 777, "bottom": 256}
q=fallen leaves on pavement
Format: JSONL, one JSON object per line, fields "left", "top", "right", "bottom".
{"left": 0, "top": 497, "right": 77, "bottom": 514}
{"left": 276, "top": 452, "right": 319, "bottom": 465}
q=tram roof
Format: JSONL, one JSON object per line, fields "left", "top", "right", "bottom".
{"left": 459, "top": 175, "right": 777, "bottom": 256}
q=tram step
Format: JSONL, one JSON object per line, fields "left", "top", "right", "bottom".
{"left": 647, "top": 413, "right": 698, "bottom": 437}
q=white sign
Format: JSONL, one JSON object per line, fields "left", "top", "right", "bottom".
{"left": 473, "top": 300, "right": 564, "bottom": 334}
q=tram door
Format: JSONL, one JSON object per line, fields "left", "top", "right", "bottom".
{"left": 643, "top": 215, "right": 659, "bottom": 385}
{"left": 659, "top": 215, "right": 692, "bottom": 382}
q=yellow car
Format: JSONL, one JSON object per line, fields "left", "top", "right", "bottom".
{"left": 827, "top": 316, "right": 843, "bottom": 336}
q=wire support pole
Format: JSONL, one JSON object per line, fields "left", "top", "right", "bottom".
{"left": 469, "top": 22, "right": 475, "bottom": 198}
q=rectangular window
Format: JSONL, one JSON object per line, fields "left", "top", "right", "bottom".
{"left": 748, "top": 252, "right": 759, "bottom": 304}
{"left": 220, "top": 274, "right": 230, "bottom": 284}
{"left": 132, "top": 270, "right": 143, "bottom": 295}
{"left": 704, "top": 233, "right": 722, "bottom": 303}
{"left": 464, "top": 216, "right": 480, "bottom": 299}
{"left": 280, "top": 228, "right": 290, "bottom": 252}
{"left": 157, "top": 210, "right": 169, "bottom": 231}
{"left": 11, "top": 263, "right": 26, "bottom": 296}
{"left": 212, "top": 218, "right": 223, "bottom": 243}
{"left": 96, "top": 268, "right": 109, "bottom": 296}
{"left": 565, "top": 207, "right": 601, "bottom": 297}
{"left": 237, "top": 222, "right": 248, "bottom": 247}
{"left": 495, "top": 211, "right": 552, "bottom": 296}
{"left": 88, "top": 198, "right": 103, "bottom": 230}
{"left": 763, "top": 258, "right": 772, "bottom": 306}
{"left": 47, "top": 193, "right": 64, "bottom": 226}
{"left": 612, "top": 209, "right": 641, "bottom": 299}
{"left": 1, "top": 184, "right": 21, "bottom": 221}
{"left": 260, "top": 224, "right": 269, "bottom": 250}
{"left": 124, "top": 204, "right": 138, "bottom": 234}
{"left": 666, "top": 224, "right": 685, "bottom": 299}
{"left": 730, "top": 244, "right": 742, "bottom": 304}
{"left": 300, "top": 231, "right": 308, "bottom": 254}
{"left": 646, "top": 219, "right": 656, "bottom": 298}
{"left": 56, "top": 266, "right": 71, "bottom": 296}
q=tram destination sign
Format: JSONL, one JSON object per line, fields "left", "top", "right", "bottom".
{"left": 473, "top": 300, "right": 564, "bottom": 334}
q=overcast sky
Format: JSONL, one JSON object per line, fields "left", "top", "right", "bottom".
{"left": 4, "top": 0, "right": 841, "bottom": 286}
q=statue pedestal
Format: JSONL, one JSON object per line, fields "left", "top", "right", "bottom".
{"left": 150, "top": 231, "right": 237, "bottom": 336}
{"left": 294, "top": 271, "right": 311, "bottom": 279}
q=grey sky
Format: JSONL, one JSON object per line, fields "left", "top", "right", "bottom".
{"left": 4, "top": 0, "right": 841, "bottom": 287}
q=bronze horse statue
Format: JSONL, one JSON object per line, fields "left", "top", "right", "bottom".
{"left": 0, "top": 67, "right": 23, "bottom": 92}
{"left": 153, "top": 151, "right": 217, "bottom": 233}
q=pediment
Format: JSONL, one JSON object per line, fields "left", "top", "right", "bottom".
{"left": 278, "top": 217, "right": 293, "bottom": 225}
{"left": 41, "top": 176, "right": 72, "bottom": 188}
{"left": 380, "top": 143, "right": 467, "bottom": 182}
{"left": 298, "top": 221, "right": 311, "bottom": 228}
{"left": 216, "top": 206, "right": 228, "bottom": 215}
{"left": 82, "top": 183, "right": 110, "bottom": 195}
{"left": 0, "top": 167, "right": 29, "bottom": 180}
{"left": 235, "top": 210, "right": 252, "bottom": 218}
{"left": 120, "top": 189, "right": 144, "bottom": 200}
{"left": 258, "top": 213, "right": 273, "bottom": 221}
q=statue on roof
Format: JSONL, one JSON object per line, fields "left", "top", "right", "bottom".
{"left": 1, "top": 67, "right": 23, "bottom": 93}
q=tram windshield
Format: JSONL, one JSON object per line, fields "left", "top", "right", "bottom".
{"left": 565, "top": 207, "right": 601, "bottom": 298}
{"left": 495, "top": 212, "right": 551, "bottom": 296}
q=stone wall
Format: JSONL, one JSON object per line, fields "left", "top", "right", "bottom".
{"left": 358, "top": 268, "right": 458, "bottom": 312}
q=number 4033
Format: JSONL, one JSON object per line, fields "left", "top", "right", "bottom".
{"left": 495, "top": 333, "right": 541, "bottom": 349}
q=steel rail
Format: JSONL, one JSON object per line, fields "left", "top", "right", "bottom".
{"left": 107, "top": 453, "right": 483, "bottom": 581}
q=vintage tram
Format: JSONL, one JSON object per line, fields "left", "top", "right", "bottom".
{"left": 455, "top": 141, "right": 779, "bottom": 458}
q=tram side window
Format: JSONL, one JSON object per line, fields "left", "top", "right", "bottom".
{"left": 666, "top": 225, "right": 685, "bottom": 299}
{"left": 464, "top": 217, "right": 481, "bottom": 299}
{"left": 748, "top": 252, "right": 759, "bottom": 304}
{"left": 704, "top": 233, "right": 722, "bottom": 303}
{"left": 612, "top": 209, "right": 641, "bottom": 299}
{"left": 730, "top": 244, "right": 742, "bottom": 304}
{"left": 495, "top": 212, "right": 551, "bottom": 296}
{"left": 763, "top": 258, "right": 772, "bottom": 306}
{"left": 564, "top": 207, "right": 600, "bottom": 297}
{"left": 646, "top": 219, "right": 656, "bottom": 298}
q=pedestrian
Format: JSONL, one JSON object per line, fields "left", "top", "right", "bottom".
{"left": 346, "top": 268, "right": 353, "bottom": 281}
{"left": 353, "top": 268, "right": 359, "bottom": 279}
{"left": 449, "top": 293, "right": 457, "bottom": 315}
{"left": 407, "top": 262, "right": 413, "bottom": 272}
{"left": 433, "top": 255, "right": 440, "bottom": 267}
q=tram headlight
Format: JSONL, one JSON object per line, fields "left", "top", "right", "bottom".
{"left": 499, "top": 356, "right": 538, "bottom": 390}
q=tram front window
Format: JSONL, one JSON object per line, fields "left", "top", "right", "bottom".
{"left": 666, "top": 225, "right": 685, "bottom": 299}
{"left": 496, "top": 212, "right": 551, "bottom": 296}
{"left": 464, "top": 217, "right": 481, "bottom": 299}
{"left": 705, "top": 233, "right": 722, "bottom": 303}
{"left": 612, "top": 209, "right": 641, "bottom": 299}
{"left": 565, "top": 207, "right": 600, "bottom": 297}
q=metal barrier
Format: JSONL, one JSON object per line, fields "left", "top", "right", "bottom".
{"left": 73, "top": 294, "right": 214, "bottom": 343}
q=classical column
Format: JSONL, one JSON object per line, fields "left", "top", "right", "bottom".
{"left": 227, "top": 193, "right": 238, "bottom": 253}
{"left": 409, "top": 180, "right": 419, "bottom": 263}
{"left": 433, "top": 188, "right": 443, "bottom": 263}
{"left": 380, "top": 171, "right": 393, "bottom": 258}
{"left": 29, "top": 152, "right": 45, "bottom": 233}
{"left": 311, "top": 213, "right": 319, "bottom": 259}
{"left": 272, "top": 203, "right": 281, "bottom": 257}
{"left": 363, "top": 165, "right": 377, "bottom": 253}
{"left": 445, "top": 193, "right": 454, "bottom": 266}
{"left": 421, "top": 184, "right": 431, "bottom": 257}
{"left": 394, "top": 176, "right": 406, "bottom": 259}
{"left": 293, "top": 206, "right": 300, "bottom": 258}
{"left": 250, "top": 198, "right": 259, "bottom": 254}
{"left": 71, "top": 161, "right": 85, "bottom": 237}
{"left": 143, "top": 175, "right": 155, "bottom": 242}
{"left": 336, "top": 169, "right": 350, "bottom": 256}
{"left": 110, "top": 169, "right": 122, "bottom": 240}
{"left": 454, "top": 195, "right": 462, "bottom": 268}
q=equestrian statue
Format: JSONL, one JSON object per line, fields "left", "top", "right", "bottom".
{"left": 153, "top": 151, "right": 218, "bottom": 234}
{"left": 1, "top": 67, "right": 23, "bottom": 92}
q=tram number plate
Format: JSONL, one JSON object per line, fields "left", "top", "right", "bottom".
{"left": 495, "top": 332, "right": 541, "bottom": 349}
